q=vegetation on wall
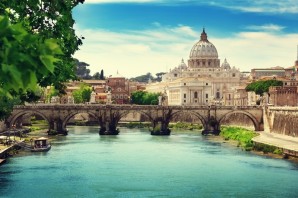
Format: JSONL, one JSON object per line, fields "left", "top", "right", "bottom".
{"left": 245, "top": 80, "right": 283, "bottom": 96}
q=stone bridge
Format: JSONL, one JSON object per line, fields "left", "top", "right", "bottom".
{"left": 6, "top": 104, "right": 264, "bottom": 136}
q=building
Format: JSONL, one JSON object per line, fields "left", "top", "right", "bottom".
{"left": 106, "top": 72, "right": 130, "bottom": 104}
{"left": 250, "top": 66, "right": 285, "bottom": 80}
{"left": 146, "top": 29, "right": 242, "bottom": 106}
{"left": 269, "top": 86, "right": 298, "bottom": 106}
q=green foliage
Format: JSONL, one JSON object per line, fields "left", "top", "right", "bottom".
{"left": 220, "top": 126, "right": 258, "bottom": 151}
{"left": 0, "top": 1, "right": 85, "bottom": 94}
{"left": 75, "top": 59, "right": 91, "bottom": 79}
{"left": 130, "top": 72, "right": 154, "bottom": 83}
{"left": 46, "top": 86, "right": 59, "bottom": 103}
{"left": 0, "top": 15, "right": 62, "bottom": 96}
{"left": 254, "top": 143, "right": 283, "bottom": 155}
{"left": 72, "top": 83, "right": 92, "bottom": 104}
{"left": 0, "top": 96, "right": 20, "bottom": 120}
{"left": 131, "top": 91, "right": 160, "bottom": 105}
{"left": 245, "top": 80, "right": 283, "bottom": 96}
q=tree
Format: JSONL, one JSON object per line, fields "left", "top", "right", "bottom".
{"left": 130, "top": 72, "right": 153, "bottom": 83}
{"left": 155, "top": 72, "right": 166, "bottom": 82}
{"left": 75, "top": 59, "right": 92, "bottom": 79}
{"left": 72, "top": 83, "right": 92, "bottom": 104}
{"left": 245, "top": 80, "right": 283, "bottom": 96}
{"left": 0, "top": 0, "right": 85, "bottom": 94}
{"left": 93, "top": 72, "right": 101, "bottom": 80}
{"left": 131, "top": 91, "right": 160, "bottom": 105}
{"left": 100, "top": 69, "right": 105, "bottom": 80}
{"left": 0, "top": 1, "right": 84, "bottom": 120}
{"left": 0, "top": 15, "right": 62, "bottom": 96}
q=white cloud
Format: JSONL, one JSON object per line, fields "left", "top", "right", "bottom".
{"left": 214, "top": 32, "right": 298, "bottom": 71}
{"left": 246, "top": 24, "right": 285, "bottom": 32}
{"left": 74, "top": 24, "right": 196, "bottom": 77}
{"left": 74, "top": 25, "right": 298, "bottom": 78}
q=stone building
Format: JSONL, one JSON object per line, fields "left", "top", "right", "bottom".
{"left": 269, "top": 86, "right": 298, "bottom": 106}
{"left": 250, "top": 67, "right": 285, "bottom": 80}
{"left": 146, "top": 29, "right": 242, "bottom": 106}
{"left": 106, "top": 72, "right": 130, "bottom": 104}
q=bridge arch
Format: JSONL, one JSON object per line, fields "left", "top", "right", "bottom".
{"left": 171, "top": 110, "right": 208, "bottom": 129}
{"left": 218, "top": 110, "right": 261, "bottom": 131}
{"left": 8, "top": 110, "right": 50, "bottom": 130}
{"left": 62, "top": 111, "right": 100, "bottom": 131}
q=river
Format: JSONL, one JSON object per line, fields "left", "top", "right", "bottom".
{"left": 1, "top": 126, "right": 298, "bottom": 197}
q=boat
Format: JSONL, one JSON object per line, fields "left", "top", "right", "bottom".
{"left": 31, "top": 137, "right": 51, "bottom": 152}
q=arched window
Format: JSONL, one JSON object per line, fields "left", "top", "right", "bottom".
{"left": 194, "top": 92, "right": 198, "bottom": 98}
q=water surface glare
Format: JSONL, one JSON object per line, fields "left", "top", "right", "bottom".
{"left": 1, "top": 126, "right": 298, "bottom": 197}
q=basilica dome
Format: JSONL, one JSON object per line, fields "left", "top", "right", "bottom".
{"left": 221, "top": 58, "right": 231, "bottom": 70}
{"left": 189, "top": 29, "right": 218, "bottom": 59}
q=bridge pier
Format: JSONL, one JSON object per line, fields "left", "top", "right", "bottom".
{"left": 202, "top": 116, "right": 220, "bottom": 135}
{"left": 98, "top": 111, "right": 120, "bottom": 135}
{"left": 49, "top": 119, "right": 68, "bottom": 135}
{"left": 150, "top": 120, "right": 171, "bottom": 135}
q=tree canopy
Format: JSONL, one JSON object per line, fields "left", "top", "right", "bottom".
{"left": 72, "top": 83, "right": 92, "bottom": 104}
{"left": 131, "top": 91, "right": 160, "bottom": 105}
{"left": 245, "top": 80, "right": 283, "bottom": 95}
{"left": 0, "top": 0, "right": 85, "bottom": 94}
{"left": 0, "top": 1, "right": 84, "bottom": 120}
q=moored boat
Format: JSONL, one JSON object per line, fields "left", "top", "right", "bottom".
{"left": 31, "top": 137, "right": 51, "bottom": 152}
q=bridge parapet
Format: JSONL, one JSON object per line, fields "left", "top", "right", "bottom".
{"left": 7, "top": 104, "right": 264, "bottom": 136}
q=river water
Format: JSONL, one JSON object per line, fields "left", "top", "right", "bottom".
{"left": 1, "top": 126, "right": 298, "bottom": 197}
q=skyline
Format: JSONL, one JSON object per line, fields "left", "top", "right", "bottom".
{"left": 73, "top": 0, "right": 298, "bottom": 78}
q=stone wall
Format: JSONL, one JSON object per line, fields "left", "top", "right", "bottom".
{"left": 220, "top": 113, "right": 255, "bottom": 130}
{"left": 271, "top": 113, "right": 298, "bottom": 137}
{"left": 267, "top": 107, "right": 298, "bottom": 137}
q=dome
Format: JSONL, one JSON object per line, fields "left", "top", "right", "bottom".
{"left": 178, "top": 58, "right": 187, "bottom": 69}
{"left": 189, "top": 29, "right": 218, "bottom": 59}
{"left": 221, "top": 58, "right": 231, "bottom": 70}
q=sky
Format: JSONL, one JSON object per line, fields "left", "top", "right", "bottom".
{"left": 73, "top": 0, "right": 298, "bottom": 78}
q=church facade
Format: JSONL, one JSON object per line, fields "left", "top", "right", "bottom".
{"left": 146, "top": 29, "right": 242, "bottom": 106}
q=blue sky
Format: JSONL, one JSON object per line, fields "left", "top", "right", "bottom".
{"left": 73, "top": 0, "right": 298, "bottom": 78}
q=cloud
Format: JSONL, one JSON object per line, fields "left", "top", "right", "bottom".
{"left": 74, "top": 24, "right": 298, "bottom": 78}
{"left": 245, "top": 24, "right": 285, "bottom": 32}
{"left": 213, "top": 31, "right": 298, "bottom": 71}
{"left": 74, "top": 24, "right": 196, "bottom": 78}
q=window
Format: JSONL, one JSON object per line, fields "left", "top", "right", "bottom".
{"left": 184, "top": 83, "right": 186, "bottom": 86}
{"left": 174, "top": 73, "right": 177, "bottom": 77}
{"left": 206, "top": 83, "right": 208, "bottom": 85}
{"left": 184, "top": 100, "right": 186, "bottom": 103}
{"left": 184, "top": 94, "right": 186, "bottom": 98}
{"left": 194, "top": 92, "right": 198, "bottom": 98}
{"left": 206, "top": 94, "right": 208, "bottom": 98}
{"left": 232, "top": 73, "right": 236, "bottom": 77}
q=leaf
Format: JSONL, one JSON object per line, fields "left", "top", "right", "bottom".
{"left": 39, "top": 55, "right": 57, "bottom": 73}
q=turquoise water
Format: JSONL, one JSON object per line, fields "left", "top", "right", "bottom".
{"left": 1, "top": 126, "right": 298, "bottom": 198}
